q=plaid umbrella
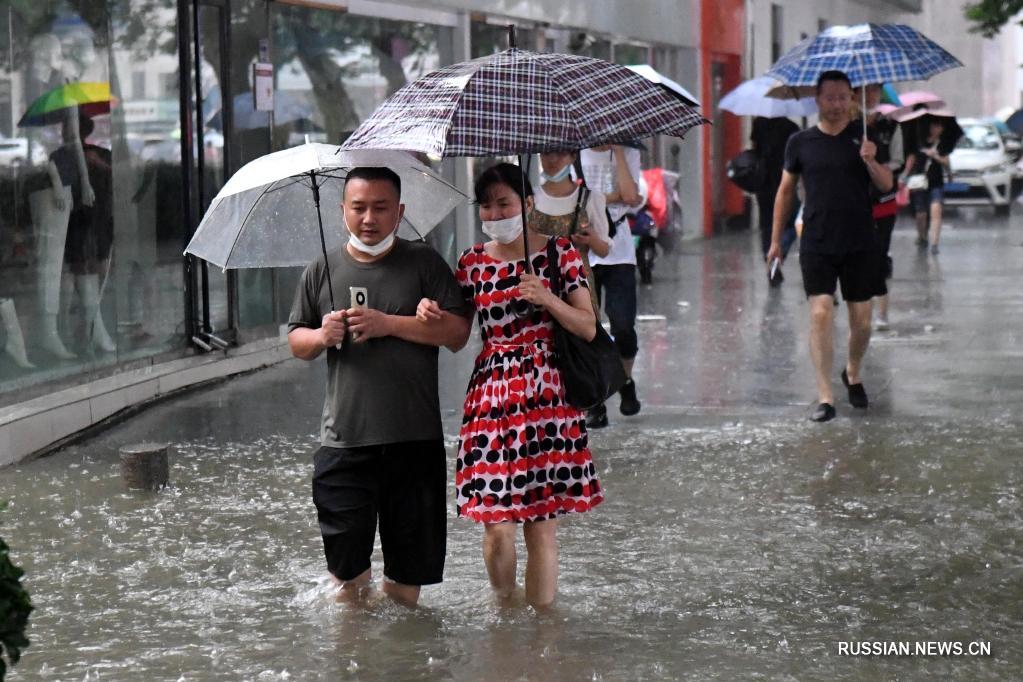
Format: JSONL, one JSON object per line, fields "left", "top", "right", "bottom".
{"left": 343, "top": 45, "right": 706, "bottom": 279}
{"left": 342, "top": 48, "right": 706, "bottom": 158}
{"left": 764, "top": 24, "right": 962, "bottom": 94}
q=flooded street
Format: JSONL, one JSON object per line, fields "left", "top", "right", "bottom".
{"left": 3, "top": 214, "right": 1023, "bottom": 680}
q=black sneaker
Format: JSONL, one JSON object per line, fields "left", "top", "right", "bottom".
{"left": 586, "top": 403, "right": 608, "bottom": 429}
{"left": 810, "top": 403, "right": 836, "bottom": 422}
{"left": 619, "top": 379, "right": 641, "bottom": 416}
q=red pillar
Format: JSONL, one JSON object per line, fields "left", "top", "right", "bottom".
{"left": 701, "top": 0, "right": 746, "bottom": 238}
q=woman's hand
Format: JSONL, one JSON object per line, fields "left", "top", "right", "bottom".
{"left": 517, "top": 273, "right": 555, "bottom": 307}
{"left": 416, "top": 298, "right": 443, "bottom": 322}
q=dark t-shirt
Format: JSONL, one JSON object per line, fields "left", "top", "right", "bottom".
{"left": 784, "top": 122, "right": 878, "bottom": 254}
{"left": 288, "top": 239, "right": 466, "bottom": 448}
{"left": 909, "top": 143, "right": 946, "bottom": 191}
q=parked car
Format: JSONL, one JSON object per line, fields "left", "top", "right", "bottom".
{"left": 0, "top": 135, "right": 49, "bottom": 168}
{"left": 948, "top": 117, "right": 1023, "bottom": 215}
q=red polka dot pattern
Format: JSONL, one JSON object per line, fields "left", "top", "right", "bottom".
{"left": 454, "top": 237, "right": 603, "bottom": 523}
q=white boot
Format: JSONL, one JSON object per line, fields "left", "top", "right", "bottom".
{"left": 40, "top": 313, "right": 76, "bottom": 359}
{"left": 77, "top": 274, "right": 116, "bottom": 353}
{"left": 1, "top": 299, "right": 34, "bottom": 369}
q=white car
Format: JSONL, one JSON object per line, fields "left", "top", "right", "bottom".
{"left": 0, "top": 135, "right": 49, "bottom": 168}
{"left": 948, "top": 118, "right": 1023, "bottom": 214}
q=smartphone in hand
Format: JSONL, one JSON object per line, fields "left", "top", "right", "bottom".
{"left": 349, "top": 287, "right": 367, "bottom": 341}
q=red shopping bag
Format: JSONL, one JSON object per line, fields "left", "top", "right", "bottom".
{"left": 895, "top": 182, "right": 910, "bottom": 207}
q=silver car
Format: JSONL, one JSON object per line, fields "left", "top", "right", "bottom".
{"left": 948, "top": 118, "right": 1023, "bottom": 215}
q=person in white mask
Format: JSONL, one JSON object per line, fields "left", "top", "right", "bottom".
{"left": 422, "top": 162, "right": 603, "bottom": 609}
{"left": 287, "top": 166, "right": 470, "bottom": 607}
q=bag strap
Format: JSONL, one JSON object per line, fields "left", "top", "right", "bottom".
{"left": 568, "top": 185, "right": 586, "bottom": 235}
{"left": 546, "top": 238, "right": 563, "bottom": 299}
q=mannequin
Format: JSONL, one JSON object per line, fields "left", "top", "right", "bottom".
{"left": 26, "top": 22, "right": 100, "bottom": 358}
{"left": 56, "top": 115, "right": 116, "bottom": 352}
{"left": 26, "top": 33, "right": 84, "bottom": 358}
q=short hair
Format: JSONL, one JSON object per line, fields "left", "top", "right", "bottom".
{"left": 816, "top": 70, "right": 852, "bottom": 94}
{"left": 79, "top": 114, "right": 95, "bottom": 139}
{"left": 474, "top": 162, "right": 533, "bottom": 204}
{"left": 343, "top": 166, "right": 401, "bottom": 200}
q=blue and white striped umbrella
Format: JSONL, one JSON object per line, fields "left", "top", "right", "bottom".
{"left": 764, "top": 23, "right": 962, "bottom": 92}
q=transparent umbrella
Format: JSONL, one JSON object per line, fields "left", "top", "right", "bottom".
{"left": 183, "top": 143, "right": 466, "bottom": 309}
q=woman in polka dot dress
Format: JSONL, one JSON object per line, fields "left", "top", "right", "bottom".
{"left": 446, "top": 163, "right": 603, "bottom": 608}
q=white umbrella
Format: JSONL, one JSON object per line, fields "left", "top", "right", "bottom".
{"left": 719, "top": 76, "right": 817, "bottom": 118}
{"left": 184, "top": 144, "right": 466, "bottom": 308}
{"left": 625, "top": 64, "right": 700, "bottom": 107}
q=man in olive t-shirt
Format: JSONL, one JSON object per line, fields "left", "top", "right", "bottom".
{"left": 288, "top": 166, "right": 469, "bottom": 606}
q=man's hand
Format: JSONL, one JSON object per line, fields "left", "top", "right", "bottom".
{"left": 860, "top": 139, "right": 877, "bottom": 165}
{"left": 346, "top": 307, "right": 393, "bottom": 343}
{"left": 320, "top": 310, "right": 347, "bottom": 347}
{"left": 766, "top": 242, "right": 783, "bottom": 265}
{"left": 518, "top": 273, "right": 555, "bottom": 306}
{"left": 416, "top": 298, "right": 443, "bottom": 322}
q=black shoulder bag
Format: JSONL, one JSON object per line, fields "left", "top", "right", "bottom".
{"left": 545, "top": 239, "right": 627, "bottom": 410}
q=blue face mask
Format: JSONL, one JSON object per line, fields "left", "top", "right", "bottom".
{"left": 540, "top": 163, "right": 572, "bottom": 184}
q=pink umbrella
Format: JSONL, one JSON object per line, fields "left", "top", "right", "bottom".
{"left": 875, "top": 103, "right": 899, "bottom": 117}
{"left": 896, "top": 90, "right": 945, "bottom": 109}
{"left": 890, "top": 103, "right": 954, "bottom": 123}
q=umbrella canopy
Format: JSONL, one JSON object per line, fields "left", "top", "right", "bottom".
{"left": 625, "top": 64, "right": 700, "bottom": 107}
{"left": 184, "top": 144, "right": 466, "bottom": 270}
{"left": 18, "top": 81, "right": 114, "bottom": 127}
{"left": 341, "top": 48, "right": 707, "bottom": 157}
{"left": 719, "top": 76, "right": 816, "bottom": 118}
{"left": 896, "top": 90, "right": 945, "bottom": 108}
{"left": 894, "top": 104, "right": 963, "bottom": 154}
{"left": 764, "top": 23, "right": 962, "bottom": 97}
{"left": 880, "top": 83, "right": 902, "bottom": 106}
{"left": 1005, "top": 109, "right": 1023, "bottom": 136}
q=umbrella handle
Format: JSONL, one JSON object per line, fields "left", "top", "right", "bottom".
{"left": 311, "top": 171, "right": 343, "bottom": 350}
{"left": 513, "top": 154, "right": 535, "bottom": 319}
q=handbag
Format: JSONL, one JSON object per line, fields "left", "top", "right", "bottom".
{"left": 545, "top": 239, "right": 627, "bottom": 410}
{"left": 726, "top": 149, "right": 764, "bottom": 193}
{"left": 905, "top": 173, "right": 928, "bottom": 191}
{"left": 895, "top": 182, "right": 910, "bottom": 207}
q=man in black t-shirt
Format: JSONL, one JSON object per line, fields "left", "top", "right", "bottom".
{"left": 767, "top": 71, "right": 893, "bottom": 423}
{"left": 288, "top": 167, "right": 470, "bottom": 605}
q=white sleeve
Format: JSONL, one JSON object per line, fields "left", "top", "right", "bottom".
{"left": 585, "top": 190, "right": 612, "bottom": 247}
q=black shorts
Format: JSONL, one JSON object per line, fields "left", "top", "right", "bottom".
{"left": 799, "top": 250, "right": 877, "bottom": 302}
{"left": 311, "top": 440, "right": 447, "bottom": 585}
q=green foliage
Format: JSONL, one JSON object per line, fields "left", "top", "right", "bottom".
{"left": 0, "top": 501, "right": 32, "bottom": 679}
{"left": 964, "top": 0, "right": 1023, "bottom": 37}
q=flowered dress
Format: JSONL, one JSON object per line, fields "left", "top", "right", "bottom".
{"left": 455, "top": 237, "right": 604, "bottom": 523}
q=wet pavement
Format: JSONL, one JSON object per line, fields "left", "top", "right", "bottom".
{"left": 2, "top": 209, "right": 1022, "bottom": 680}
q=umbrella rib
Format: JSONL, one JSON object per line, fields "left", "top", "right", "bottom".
{"left": 222, "top": 179, "right": 283, "bottom": 267}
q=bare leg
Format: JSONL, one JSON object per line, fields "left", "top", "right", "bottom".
{"left": 928, "top": 202, "right": 943, "bottom": 248}
{"left": 808, "top": 295, "right": 835, "bottom": 405}
{"left": 845, "top": 301, "right": 873, "bottom": 384}
{"left": 483, "top": 522, "right": 518, "bottom": 603}
{"left": 332, "top": 568, "right": 373, "bottom": 605}
{"left": 523, "top": 519, "right": 559, "bottom": 609}
{"left": 381, "top": 578, "right": 421, "bottom": 607}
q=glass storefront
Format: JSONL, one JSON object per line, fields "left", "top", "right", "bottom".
{"left": 0, "top": 0, "right": 187, "bottom": 401}
{"left": 0, "top": 0, "right": 692, "bottom": 407}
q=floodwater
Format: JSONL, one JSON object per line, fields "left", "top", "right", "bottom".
{"left": 2, "top": 409, "right": 1021, "bottom": 680}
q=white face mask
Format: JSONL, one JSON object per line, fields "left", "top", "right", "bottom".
{"left": 540, "top": 163, "right": 572, "bottom": 184}
{"left": 481, "top": 214, "right": 523, "bottom": 244}
{"left": 345, "top": 216, "right": 398, "bottom": 257}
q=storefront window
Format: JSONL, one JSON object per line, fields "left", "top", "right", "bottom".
{"left": 268, "top": 4, "right": 458, "bottom": 272}
{"left": 0, "top": 0, "right": 186, "bottom": 399}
